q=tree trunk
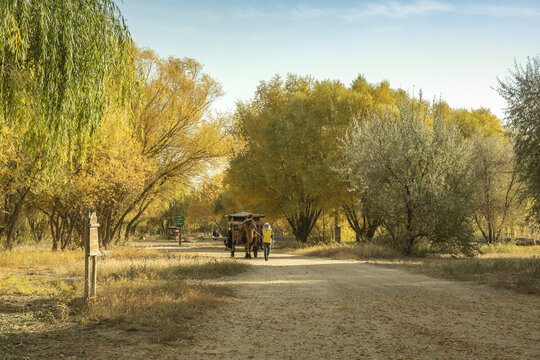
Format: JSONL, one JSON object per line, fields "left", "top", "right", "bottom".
{"left": 366, "top": 221, "right": 379, "bottom": 242}
{"left": 342, "top": 203, "right": 363, "bottom": 243}
{"left": 49, "top": 212, "right": 60, "bottom": 251}
{"left": 285, "top": 205, "right": 321, "bottom": 243}
{"left": 334, "top": 209, "right": 340, "bottom": 243}
{"left": 131, "top": 221, "right": 139, "bottom": 235}
{"left": 405, "top": 237, "right": 415, "bottom": 256}
{"left": 124, "top": 199, "right": 152, "bottom": 241}
{"left": 60, "top": 217, "right": 75, "bottom": 250}
{"left": 342, "top": 202, "right": 379, "bottom": 243}
{"left": 2, "top": 188, "right": 30, "bottom": 249}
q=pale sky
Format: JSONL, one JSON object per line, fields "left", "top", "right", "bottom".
{"left": 118, "top": 0, "right": 540, "bottom": 120}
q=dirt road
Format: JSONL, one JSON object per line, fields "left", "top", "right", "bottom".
{"left": 172, "top": 240, "right": 539, "bottom": 359}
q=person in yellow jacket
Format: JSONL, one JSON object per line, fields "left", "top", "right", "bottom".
{"left": 262, "top": 222, "right": 273, "bottom": 261}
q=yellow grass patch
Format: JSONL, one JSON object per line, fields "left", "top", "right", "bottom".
{"left": 478, "top": 243, "right": 540, "bottom": 257}
{"left": 292, "top": 242, "right": 400, "bottom": 259}
{"left": 0, "top": 245, "right": 248, "bottom": 342}
{"left": 0, "top": 248, "right": 83, "bottom": 271}
{"left": 287, "top": 242, "right": 540, "bottom": 294}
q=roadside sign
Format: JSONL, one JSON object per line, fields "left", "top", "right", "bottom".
{"left": 176, "top": 215, "right": 185, "bottom": 226}
{"left": 85, "top": 211, "right": 100, "bottom": 302}
{"left": 89, "top": 212, "right": 100, "bottom": 256}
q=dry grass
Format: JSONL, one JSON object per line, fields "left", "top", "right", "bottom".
{"left": 81, "top": 249, "right": 246, "bottom": 341}
{"left": 291, "top": 242, "right": 400, "bottom": 259}
{"left": 478, "top": 243, "right": 540, "bottom": 256}
{"left": 0, "top": 248, "right": 83, "bottom": 270}
{"left": 286, "top": 242, "right": 540, "bottom": 294}
{"left": 392, "top": 256, "right": 540, "bottom": 295}
{"left": 0, "top": 245, "right": 248, "bottom": 346}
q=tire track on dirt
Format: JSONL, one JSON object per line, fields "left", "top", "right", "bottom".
{"left": 309, "top": 260, "right": 538, "bottom": 359}
{"left": 166, "top": 243, "right": 540, "bottom": 359}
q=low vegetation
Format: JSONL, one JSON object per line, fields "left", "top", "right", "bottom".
{"left": 285, "top": 242, "right": 540, "bottom": 295}
{"left": 0, "top": 246, "right": 248, "bottom": 358}
{"left": 290, "top": 242, "right": 400, "bottom": 259}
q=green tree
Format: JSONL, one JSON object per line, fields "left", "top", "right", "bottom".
{"left": 0, "top": 0, "right": 130, "bottom": 249}
{"left": 20, "top": 47, "right": 226, "bottom": 249}
{"left": 105, "top": 49, "right": 225, "bottom": 246}
{"left": 1, "top": 0, "right": 130, "bottom": 158}
{"left": 497, "top": 56, "right": 540, "bottom": 227}
{"left": 226, "top": 75, "right": 363, "bottom": 243}
{"left": 340, "top": 76, "right": 403, "bottom": 243}
{"left": 470, "top": 136, "right": 521, "bottom": 244}
{"left": 340, "top": 98, "right": 475, "bottom": 255}
{"left": 36, "top": 106, "right": 151, "bottom": 250}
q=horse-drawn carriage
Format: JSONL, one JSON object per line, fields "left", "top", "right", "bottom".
{"left": 225, "top": 212, "right": 265, "bottom": 258}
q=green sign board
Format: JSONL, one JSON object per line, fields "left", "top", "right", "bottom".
{"left": 176, "top": 215, "right": 185, "bottom": 226}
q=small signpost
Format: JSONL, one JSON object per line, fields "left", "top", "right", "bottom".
{"left": 85, "top": 212, "right": 100, "bottom": 302}
{"left": 176, "top": 215, "right": 184, "bottom": 226}
{"left": 176, "top": 215, "right": 184, "bottom": 246}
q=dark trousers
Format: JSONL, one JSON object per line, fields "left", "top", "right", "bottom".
{"left": 263, "top": 242, "right": 271, "bottom": 260}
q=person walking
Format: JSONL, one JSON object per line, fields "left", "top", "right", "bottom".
{"left": 262, "top": 222, "right": 273, "bottom": 261}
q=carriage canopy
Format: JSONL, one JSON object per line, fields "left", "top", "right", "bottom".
{"left": 224, "top": 212, "right": 265, "bottom": 223}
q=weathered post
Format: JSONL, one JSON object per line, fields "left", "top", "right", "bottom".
{"left": 176, "top": 215, "right": 185, "bottom": 246}
{"left": 85, "top": 212, "right": 100, "bottom": 301}
{"left": 91, "top": 255, "right": 97, "bottom": 297}
{"left": 84, "top": 241, "right": 90, "bottom": 301}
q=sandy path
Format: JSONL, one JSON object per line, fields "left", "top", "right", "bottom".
{"left": 167, "top": 240, "right": 540, "bottom": 360}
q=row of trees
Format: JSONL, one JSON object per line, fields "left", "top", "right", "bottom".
{"left": 0, "top": 2, "right": 227, "bottom": 249}
{"left": 224, "top": 63, "right": 538, "bottom": 255}
{"left": 1, "top": 1, "right": 537, "bottom": 255}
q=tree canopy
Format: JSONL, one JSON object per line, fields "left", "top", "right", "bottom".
{"left": 1, "top": 0, "right": 131, "bottom": 160}
{"left": 225, "top": 75, "right": 366, "bottom": 242}
{"left": 340, "top": 98, "right": 476, "bottom": 255}
{"left": 0, "top": 0, "right": 131, "bottom": 248}
{"left": 497, "top": 56, "right": 540, "bottom": 227}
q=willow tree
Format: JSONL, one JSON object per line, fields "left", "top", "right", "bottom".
{"left": 1, "top": 0, "right": 130, "bottom": 152}
{"left": 0, "top": 0, "right": 130, "bottom": 248}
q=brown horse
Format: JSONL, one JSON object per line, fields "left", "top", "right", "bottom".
{"left": 240, "top": 218, "right": 258, "bottom": 258}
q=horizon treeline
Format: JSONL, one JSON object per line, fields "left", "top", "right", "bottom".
{"left": 1, "top": 1, "right": 538, "bottom": 255}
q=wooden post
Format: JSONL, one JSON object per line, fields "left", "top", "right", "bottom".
{"left": 178, "top": 227, "right": 182, "bottom": 246}
{"left": 84, "top": 243, "right": 90, "bottom": 301}
{"left": 91, "top": 255, "right": 97, "bottom": 297}
{"left": 85, "top": 211, "right": 100, "bottom": 302}
{"left": 176, "top": 215, "right": 184, "bottom": 246}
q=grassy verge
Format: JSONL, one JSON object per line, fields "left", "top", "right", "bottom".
{"left": 290, "top": 242, "right": 400, "bottom": 259}
{"left": 478, "top": 243, "right": 540, "bottom": 256}
{"left": 0, "top": 247, "right": 248, "bottom": 345}
{"left": 397, "top": 256, "right": 539, "bottom": 295}
{"left": 284, "top": 242, "right": 540, "bottom": 295}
